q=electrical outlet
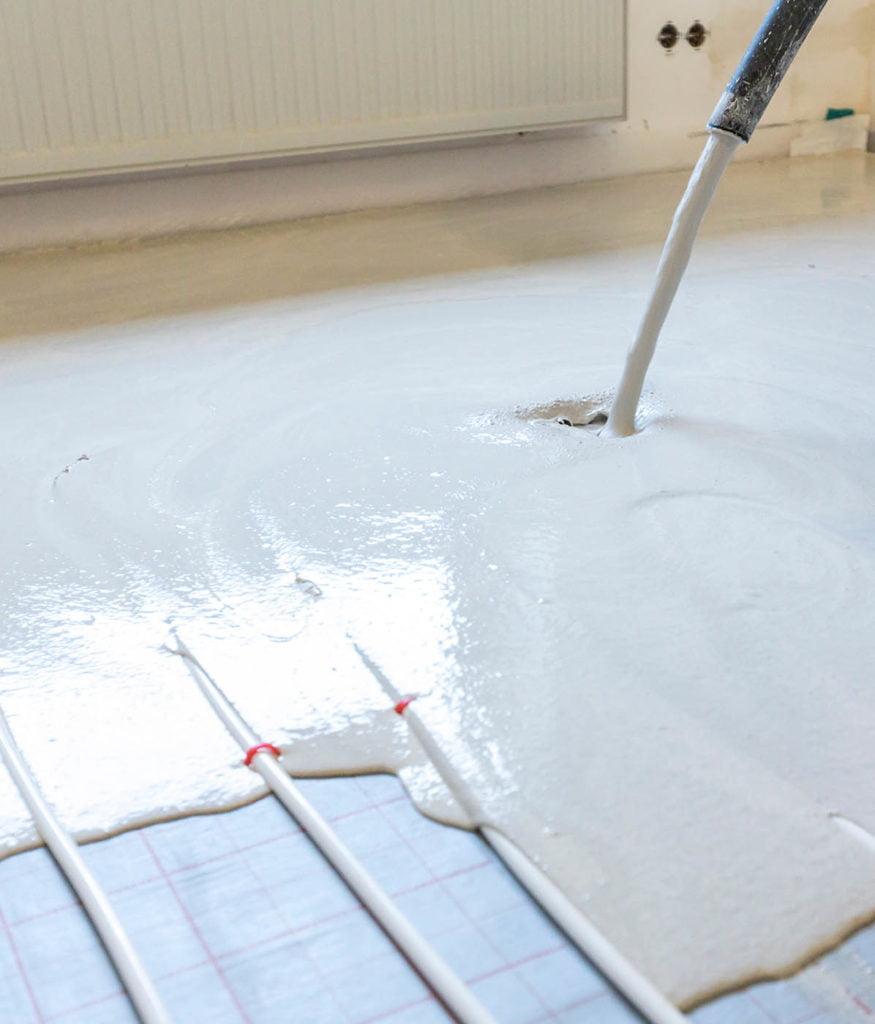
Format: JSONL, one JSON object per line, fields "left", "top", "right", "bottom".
{"left": 657, "top": 22, "right": 680, "bottom": 50}
{"left": 686, "top": 21, "right": 708, "bottom": 48}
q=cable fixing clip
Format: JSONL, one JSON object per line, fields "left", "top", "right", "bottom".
{"left": 244, "top": 743, "right": 282, "bottom": 767}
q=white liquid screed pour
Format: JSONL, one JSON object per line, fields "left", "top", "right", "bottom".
{"left": 2, "top": 184, "right": 875, "bottom": 1005}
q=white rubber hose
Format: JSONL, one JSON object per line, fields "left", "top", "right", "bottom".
{"left": 170, "top": 633, "right": 498, "bottom": 1024}
{"left": 482, "top": 828, "right": 689, "bottom": 1024}
{"left": 0, "top": 706, "right": 174, "bottom": 1024}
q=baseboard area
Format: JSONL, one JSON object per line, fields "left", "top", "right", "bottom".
{"left": 0, "top": 119, "right": 814, "bottom": 256}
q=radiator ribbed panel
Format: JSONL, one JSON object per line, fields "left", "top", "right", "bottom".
{"left": 0, "top": 0, "right": 625, "bottom": 182}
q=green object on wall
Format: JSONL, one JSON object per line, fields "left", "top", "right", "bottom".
{"left": 826, "top": 107, "right": 855, "bottom": 120}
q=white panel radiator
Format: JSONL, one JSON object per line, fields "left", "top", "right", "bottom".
{"left": 0, "top": 0, "right": 625, "bottom": 184}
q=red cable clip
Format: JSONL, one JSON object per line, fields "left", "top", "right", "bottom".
{"left": 394, "top": 698, "right": 416, "bottom": 716}
{"left": 244, "top": 743, "right": 282, "bottom": 767}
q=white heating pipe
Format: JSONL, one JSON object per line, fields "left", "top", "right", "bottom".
{"left": 482, "top": 828, "right": 689, "bottom": 1024}
{"left": 170, "top": 633, "right": 498, "bottom": 1024}
{"left": 352, "top": 643, "right": 689, "bottom": 1024}
{"left": 0, "top": 706, "right": 174, "bottom": 1024}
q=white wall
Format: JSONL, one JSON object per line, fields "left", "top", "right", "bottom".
{"left": 3, "top": 0, "right": 873, "bottom": 253}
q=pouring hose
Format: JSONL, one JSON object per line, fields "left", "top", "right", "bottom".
{"left": 709, "top": 0, "right": 830, "bottom": 142}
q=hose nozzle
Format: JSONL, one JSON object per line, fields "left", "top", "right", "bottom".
{"left": 709, "top": 0, "right": 829, "bottom": 142}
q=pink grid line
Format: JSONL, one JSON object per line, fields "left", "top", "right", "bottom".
{"left": 134, "top": 790, "right": 408, "bottom": 874}
{"left": 88, "top": 785, "right": 593, "bottom": 1020}
{"left": 5, "top": 791, "right": 411, "bottom": 930}
{"left": 46, "top": 987, "right": 126, "bottom": 1022}
{"left": 208, "top": 880, "right": 565, "bottom": 993}
{"left": 365, "top": 782, "right": 563, "bottom": 1021}
{"left": 741, "top": 988, "right": 832, "bottom": 1024}
{"left": 216, "top": 901, "right": 367, "bottom": 963}
{"left": 173, "top": 857, "right": 531, "bottom": 983}
{"left": 359, "top": 994, "right": 434, "bottom": 1024}
{"left": 9, "top": 772, "right": 870, "bottom": 1024}
{"left": 133, "top": 775, "right": 594, "bottom": 1021}
{"left": 8, "top": 844, "right": 492, "bottom": 950}
{"left": 0, "top": 775, "right": 689, "bottom": 1024}
{"left": 6, "top": 879, "right": 161, "bottom": 928}
{"left": 223, "top": 816, "right": 362, "bottom": 1024}
{"left": 851, "top": 995, "right": 874, "bottom": 1017}
{"left": 0, "top": 825, "right": 490, "bottom": 1021}
{"left": 388, "top": 860, "right": 491, "bottom": 898}
{"left": 0, "top": 900, "right": 44, "bottom": 1023}
{"left": 123, "top": 783, "right": 456, "bottom": 1021}
{"left": 467, "top": 947, "right": 566, "bottom": 988}
{"left": 45, "top": 959, "right": 215, "bottom": 1020}
{"left": 139, "top": 830, "right": 253, "bottom": 1024}
{"left": 205, "top": 788, "right": 471, "bottom": 1020}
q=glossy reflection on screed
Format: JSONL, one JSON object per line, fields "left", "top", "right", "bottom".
{"left": 2, "top": 152, "right": 875, "bottom": 1009}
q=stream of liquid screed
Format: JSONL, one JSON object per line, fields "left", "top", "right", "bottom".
{"left": 607, "top": 131, "right": 742, "bottom": 436}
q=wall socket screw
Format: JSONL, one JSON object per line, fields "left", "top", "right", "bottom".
{"left": 686, "top": 21, "right": 708, "bottom": 48}
{"left": 657, "top": 22, "right": 680, "bottom": 49}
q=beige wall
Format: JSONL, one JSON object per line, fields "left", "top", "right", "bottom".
{"left": 579, "top": 0, "right": 874, "bottom": 173}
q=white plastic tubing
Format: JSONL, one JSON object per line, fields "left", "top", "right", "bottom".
{"left": 482, "top": 828, "right": 690, "bottom": 1024}
{"left": 0, "top": 706, "right": 174, "bottom": 1024}
{"left": 170, "top": 633, "right": 498, "bottom": 1024}
{"left": 352, "top": 643, "right": 690, "bottom": 1024}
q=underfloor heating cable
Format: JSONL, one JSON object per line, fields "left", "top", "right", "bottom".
{"left": 352, "top": 642, "right": 689, "bottom": 1024}
{"left": 0, "top": 704, "right": 174, "bottom": 1024}
{"left": 169, "top": 631, "right": 499, "bottom": 1024}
